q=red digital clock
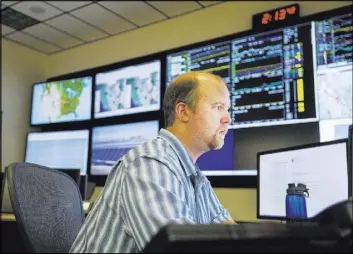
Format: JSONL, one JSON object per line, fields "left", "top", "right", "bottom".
{"left": 252, "top": 3, "right": 300, "bottom": 31}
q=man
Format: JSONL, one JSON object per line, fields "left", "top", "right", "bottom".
{"left": 70, "top": 71, "right": 235, "bottom": 253}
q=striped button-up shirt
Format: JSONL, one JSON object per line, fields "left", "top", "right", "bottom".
{"left": 70, "top": 128, "right": 232, "bottom": 253}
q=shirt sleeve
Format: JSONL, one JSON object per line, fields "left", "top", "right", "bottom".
{"left": 203, "top": 177, "right": 234, "bottom": 223}
{"left": 121, "top": 156, "right": 196, "bottom": 251}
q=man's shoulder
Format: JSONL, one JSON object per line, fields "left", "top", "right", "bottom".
{"left": 121, "top": 137, "right": 179, "bottom": 169}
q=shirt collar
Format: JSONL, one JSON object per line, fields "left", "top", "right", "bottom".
{"left": 158, "top": 128, "right": 197, "bottom": 176}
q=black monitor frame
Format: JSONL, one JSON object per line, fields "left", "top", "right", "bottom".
{"left": 54, "top": 168, "right": 81, "bottom": 186}
{"left": 348, "top": 125, "right": 353, "bottom": 197}
{"left": 256, "top": 138, "right": 350, "bottom": 221}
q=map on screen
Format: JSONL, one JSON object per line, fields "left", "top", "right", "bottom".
{"left": 94, "top": 60, "right": 161, "bottom": 119}
{"left": 31, "top": 77, "right": 92, "bottom": 125}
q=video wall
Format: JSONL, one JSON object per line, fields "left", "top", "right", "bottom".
{"left": 25, "top": 6, "right": 352, "bottom": 187}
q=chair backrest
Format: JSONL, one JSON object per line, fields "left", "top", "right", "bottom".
{"left": 5, "top": 162, "right": 85, "bottom": 253}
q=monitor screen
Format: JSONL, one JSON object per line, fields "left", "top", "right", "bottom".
{"left": 314, "top": 13, "right": 352, "bottom": 141}
{"left": 31, "top": 77, "right": 92, "bottom": 125}
{"left": 196, "top": 130, "right": 235, "bottom": 176}
{"left": 94, "top": 60, "right": 161, "bottom": 119}
{"left": 167, "top": 40, "right": 231, "bottom": 86}
{"left": 25, "top": 130, "right": 89, "bottom": 175}
{"left": 91, "top": 120, "right": 159, "bottom": 175}
{"left": 166, "top": 22, "right": 317, "bottom": 129}
{"left": 315, "top": 13, "right": 352, "bottom": 121}
{"left": 319, "top": 118, "right": 352, "bottom": 142}
{"left": 231, "top": 22, "right": 317, "bottom": 128}
{"left": 257, "top": 140, "right": 348, "bottom": 220}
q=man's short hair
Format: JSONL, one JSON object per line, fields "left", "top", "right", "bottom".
{"left": 163, "top": 73, "right": 199, "bottom": 128}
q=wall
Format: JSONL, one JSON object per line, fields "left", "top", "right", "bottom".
{"left": 1, "top": 39, "right": 47, "bottom": 171}
{"left": 2, "top": 1, "right": 350, "bottom": 222}
{"left": 44, "top": 1, "right": 350, "bottom": 78}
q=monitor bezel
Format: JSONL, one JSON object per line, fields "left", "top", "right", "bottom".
{"left": 256, "top": 138, "right": 349, "bottom": 220}
{"left": 30, "top": 77, "right": 93, "bottom": 127}
{"left": 24, "top": 129, "right": 91, "bottom": 176}
{"left": 348, "top": 125, "right": 353, "bottom": 197}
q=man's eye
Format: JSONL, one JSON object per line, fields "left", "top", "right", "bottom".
{"left": 217, "top": 105, "right": 223, "bottom": 110}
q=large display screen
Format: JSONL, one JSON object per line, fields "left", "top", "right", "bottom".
{"left": 94, "top": 60, "right": 161, "bottom": 119}
{"left": 31, "top": 77, "right": 92, "bottom": 125}
{"left": 315, "top": 13, "right": 352, "bottom": 141}
{"left": 167, "top": 22, "right": 317, "bottom": 129}
{"left": 91, "top": 120, "right": 159, "bottom": 175}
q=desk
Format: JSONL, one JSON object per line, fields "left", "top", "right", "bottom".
{"left": 0, "top": 213, "right": 15, "bottom": 221}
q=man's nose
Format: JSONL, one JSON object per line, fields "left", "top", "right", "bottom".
{"left": 222, "top": 110, "right": 231, "bottom": 124}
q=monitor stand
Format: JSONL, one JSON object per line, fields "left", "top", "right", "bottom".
{"left": 85, "top": 181, "right": 96, "bottom": 200}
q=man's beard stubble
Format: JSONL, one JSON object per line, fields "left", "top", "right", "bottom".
{"left": 208, "top": 132, "right": 225, "bottom": 150}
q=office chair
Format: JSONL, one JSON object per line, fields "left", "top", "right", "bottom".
{"left": 4, "top": 162, "right": 85, "bottom": 253}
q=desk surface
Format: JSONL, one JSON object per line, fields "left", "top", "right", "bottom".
{"left": 0, "top": 187, "right": 104, "bottom": 222}
{"left": 1, "top": 213, "right": 16, "bottom": 221}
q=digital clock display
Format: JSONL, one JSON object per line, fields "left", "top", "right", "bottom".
{"left": 253, "top": 4, "right": 300, "bottom": 31}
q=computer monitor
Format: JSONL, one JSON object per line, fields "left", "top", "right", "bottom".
{"left": 31, "top": 77, "right": 92, "bottom": 125}
{"left": 90, "top": 120, "right": 159, "bottom": 175}
{"left": 25, "top": 130, "right": 89, "bottom": 175}
{"left": 257, "top": 139, "right": 349, "bottom": 220}
{"left": 94, "top": 60, "right": 161, "bottom": 119}
{"left": 315, "top": 12, "right": 352, "bottom": 141}
{"left": 230, "top": 22, "right": 317, "bottom": 128}
{"left": 166, "top": 40, "right": 231, "bottom": 86}
{"left": 319, "top": 118, "right": 352, "bottom": 142}
{"left": 166, "top": 22, "right": 317, "bottom": 129}
{"left": 314, "top": 12, "right": 352, "bottom": 122}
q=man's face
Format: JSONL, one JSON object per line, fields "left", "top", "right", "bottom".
{"left": 189, "top": 76, "right": 231, "bottom": 152}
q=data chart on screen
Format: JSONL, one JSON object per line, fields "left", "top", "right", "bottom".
{"left": 315, "top": 13, "right": 352, "bottom": 121}
{"left": 231, "top": 23, "right": 317, "bottom": 128}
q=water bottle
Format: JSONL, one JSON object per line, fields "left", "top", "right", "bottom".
{"left": 285, "top": 183, "right": 309, "bottom": 220}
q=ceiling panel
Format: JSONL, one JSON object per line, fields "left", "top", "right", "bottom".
{"left": 46, "top": 14, "right": 109, "bottom": 42}
{"left": 6, "top": 31, "right": 61, "bottom": 54}
{"left": 198, "top": 1, "right": 221, "bottom": 7}
{"left": 11, "top": 1, "right": 63, "bottom": 21}
{"left": 2, "top": 1, "right": 18, "bottom": 6}
{"left": 71, "top": 3, "right": 136, "bottom": 35}
{"left": 2, "top": 24, "right": 15, "bottom": 35}
{"left": 2, "top": 0, "right": 222, "bottom": 54}
{"left": 99, "top": 1, "right": 167, "bottom": 26}
{"left": 147, "top": 1, "right": 202, "bottom": 17}
{"left": 47, "top": 1, "right": 92, "bottom": 12}
{"left": 23, "top": 23, "right": 84, "bottom": 48}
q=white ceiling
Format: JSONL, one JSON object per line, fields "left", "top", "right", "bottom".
{"left": 1, "top": 1, "right": 223, "bottom": 55}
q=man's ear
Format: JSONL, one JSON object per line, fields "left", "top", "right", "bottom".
{"left": 175, "top": 102, "right": 190, "bottom": 123}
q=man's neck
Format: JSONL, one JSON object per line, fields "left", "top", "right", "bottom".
{"left": 166, "top": 125, "right": 203, "bottom": 163}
